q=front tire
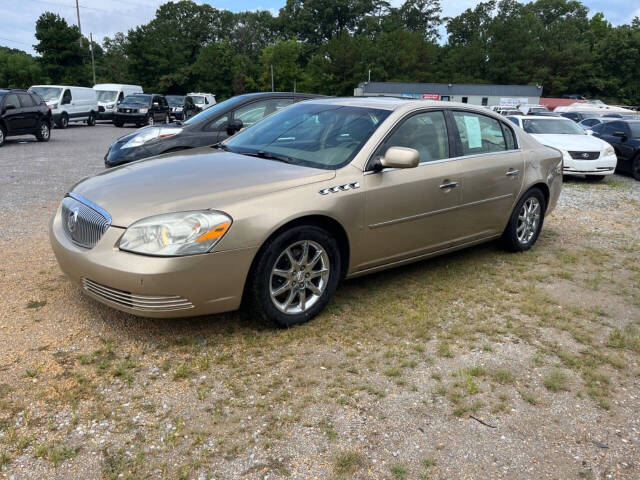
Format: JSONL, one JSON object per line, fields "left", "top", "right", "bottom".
{"left": 146, "top": 114, "right": 154, "bottom": 126}
{"left": 57, "top": 113, "right": 69, "bottom": 129}
{"left": 113, "top": 120, "right": 123, "bottom": 127}
{"left": 501, "top": 188, "right": 546, "bottom": 252}
{"left": 35, "top": 120, "right": 50, "bottom": 142}
{"left": 87, "top": 112, "right": 96, "bottom": 126}
{"left": 632, "top": 155, "right": 640, "bottom": 181}
{"left": 248, "top": 225, "right": 341, "bottom": 327}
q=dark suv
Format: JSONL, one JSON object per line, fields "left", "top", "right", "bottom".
{"left": 0, "top": 89, "right": 52, "bottom": 146}
{"left": 166, "top": 95, "right": 198, "bottom": 121}
{"left": 113, "top": 94, "right": 170, "bottom": 127}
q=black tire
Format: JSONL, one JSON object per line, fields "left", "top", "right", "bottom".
{"left": 146, "top": 114, "right": 154, "bottom": 126}
{"left": 87, "top": 112, "right": 96, "bottom": 126}
{"left": 164, "top": 113, "right": 170, "bottom": 124}
{"left": 247, "top": 225, "right": 341, "bottom": 327}
{"left": 0, "top": 124, "right": 5, "bottom": 147}
{"left": 501, "top": 188, "right": 546, "bottom": 252}
{"left": 57, "top": 113, "right": 69, "bottom": 129}
{"left": 35, "top": 119, "right": 50, "bottom": 142}
{"left": 632, "top": 155, "right": 640, "bottom": 181}
{"left": 585, "top": 175, "right": 605, "bottom": 181}
{"left": 113, "top": 120, "right": 123, "bottom": 128}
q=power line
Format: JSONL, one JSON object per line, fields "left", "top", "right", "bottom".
{"left": 0, "top": 37, "right": 33, "bottom": 47}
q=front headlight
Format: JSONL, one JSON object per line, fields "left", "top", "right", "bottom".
{"left": 121, "top": 126, "right": 182, "bottom": 149}
{"left": 138, "top": 107, "right": 149, "bottom": 113}
{"left": 119, "top": 211, "right": 232, "bottom": 256}
{"left": 106, "top": 103, "right": 115, "bottom": 109}
{"left": 602, "top": 145, "right": 615, "bottom": 157}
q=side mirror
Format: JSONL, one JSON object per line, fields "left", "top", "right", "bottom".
{"left": 613, "top": 131, "right": 628, "bottom": 141}
{"left": 227, "top": 119, "right": 243, "bottom": 135}
{"left": 380, "top": 146, "right": 419, "bottom": 169}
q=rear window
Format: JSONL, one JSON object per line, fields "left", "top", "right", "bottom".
{"left": 18, "top": 94, "right": 34, "bottom": 107}
{"left": 452, "top": 111, "right": 507, "bottom": 155}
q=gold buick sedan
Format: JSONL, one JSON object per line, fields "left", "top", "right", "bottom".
{"left": 50, "top": 98, "right": 562, "bottom": 326}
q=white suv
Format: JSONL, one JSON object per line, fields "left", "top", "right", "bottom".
{"left": 187, "top": 92, "right": 216, "bottom": 111}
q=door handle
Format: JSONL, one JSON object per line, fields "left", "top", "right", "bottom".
{"left": 439, "top": 181, "right": 459, "bottom": 189}
{"left": 506, "top": 169, "right": 520, "bottom": 177}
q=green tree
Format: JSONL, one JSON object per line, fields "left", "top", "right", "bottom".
{"left": 0, "top": 47, "right": 45, "bottom": 89}
{"left": 260, "top": 40, "right": 304, "bottom": 92}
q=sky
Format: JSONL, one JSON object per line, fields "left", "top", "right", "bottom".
{"left": 0, "top": 0, "right": 638, "bottom": 56}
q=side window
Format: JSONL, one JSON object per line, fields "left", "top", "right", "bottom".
{"left": 4, "top": 94, "right": 19, "bottom": 109}
{"left": 582, "top": 119, "right": 597, "bottom": 127}
{"left": 600, "top": 123, "right": 615, "bottom": 135}
{"left": 481, "top": 97, "right": 488, "bottom": 106}
{"left": 233, "top": 99, "right": 294, "bottom": 128}
{"left": 461, "top": 97, "right": 468, "bottom": 104}
{"left": 452, "top": 111, "right": 507, "bottom": 155}
{"left": 381, "top": 111, "right": 449, "bottom": 163}
{"left": 506, "top": 116, "right": 519, "bottom": 125}
{"left": 206, "top": 115, "right": 229, "bottom": 131}
{"left": 30, "top": 94, "right": 42, "bottom": 105}
{"left": 501, "top": 123, "right": 517, "bottom": 150}
{"left": 18, "top": 94, "right": 34, "bottom": 107}
{"left": 62, "top": 89, "right": 72, "bottom": 104}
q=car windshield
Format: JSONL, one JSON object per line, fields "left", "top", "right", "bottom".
{"left": 225, "top": 103, "right": 390, "bottom": 170}
{"left": 183, "top": 96, "right": 243, "bottom": 125}
{"left": 121, "top": 95, "right": 150, "bottom": 106}
{"left": 95, "top": 90, "right": 118, "bottom": 102}
{"left": 29, "top": 86, "right": 61, "bottom": 102}
{"left": 522, "top": 119, "right": 585, "bottom": 135}
{"left": 166, "top": 95, "right": 184, "bottom": 107}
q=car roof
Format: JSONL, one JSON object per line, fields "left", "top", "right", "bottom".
{"left": 518, "top": 115, "right": 571, "bottom": 121}
{"left": 303, "top": 96, "right": 489, "bottom": 112}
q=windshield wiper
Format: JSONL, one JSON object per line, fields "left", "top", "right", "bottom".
{"left": 212, "top": 143, "right": 233, "bottom": 152}
{"left": 241, "top": 150, "right": 295, "bottom": 164}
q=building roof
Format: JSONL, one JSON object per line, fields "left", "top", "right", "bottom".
{"left": 358, "top": 82, "right": 542, "bottom": 97}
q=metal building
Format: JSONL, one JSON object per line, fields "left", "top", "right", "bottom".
{"left": 354, "top": 82, "right": 543, "bottom": 107}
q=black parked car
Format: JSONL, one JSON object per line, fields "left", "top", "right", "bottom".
{"left": 105, "top": 92, "right": 322, "bottom": 167}
{"left": 113, "top": 93, "right": 171, "bottom": 128}
{"left": 166, "top": 95, "right": 198, "bottom": 121}
{"left": 0, "top": 89, "right": 52, "bottom": 147}
{"left": 592, "top": 119, "right": 640, "bottom": 180}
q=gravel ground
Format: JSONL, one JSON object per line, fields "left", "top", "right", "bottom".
{"left": 0, "top": 130, "right": 639, "bottom": 480}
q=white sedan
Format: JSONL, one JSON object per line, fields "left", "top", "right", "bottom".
{"left": 507, "top": 115, "right": 617, "bottom": 180}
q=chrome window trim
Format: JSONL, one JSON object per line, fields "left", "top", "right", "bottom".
{"left": 363, "top": 106, "right": 521, "bottom": 173}
{"left": 67, "top": 192, "right": 112, "bottom": 224}
{"left": 363, "top": 148, "right": 523, "bottom": 175}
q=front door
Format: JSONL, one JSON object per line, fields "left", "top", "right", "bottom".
{"left": 448, "top": 110, "right": 525, "bottom": 236}
{"left": 360, "top": 110, "right": 467, "bottom": 271}
{"left": 2, "top": 94, "right": 23, "bottom": 133}
{"left": 18, "top": 93, "right": 38, "bottom": 129}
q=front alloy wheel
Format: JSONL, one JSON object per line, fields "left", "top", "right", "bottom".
{"left": 248, "top": 225, "right": 341, "bottom": 327}
{"left": 269, "top": 240, "right": 330, "bottom": 314}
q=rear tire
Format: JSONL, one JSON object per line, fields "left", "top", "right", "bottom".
{"left": 247, "top": 225, "right": 341, "bottom": 327}
{"left": 632, "top": 155, "right": 640, "bottom": 181}
{"left": 0, "top": 125, "right": 5, "bottom": 147}
{"left": 35, "top": 120, "right": 50, "bottom": 142}
{"left": 87, "top": 112, "right": 96, "bottom": 126}
{"left": 501, "top": 188, "right": 546, "bottom": 252}
{"left": 57, "top": 113, "right": 69, "bottom": 129}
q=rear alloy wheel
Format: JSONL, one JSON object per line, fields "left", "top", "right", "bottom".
{"left": 58, "top": 113, "right": 69, "bottom": 129}
{"left": 249, "top": 226, "right": 341, "bottom": 327}
{"left": 35, "top": 120, "right": 50, "bottom": 142}
{"left": 502, "top": 188, "right": 546, "bottom": 252}
{"left": 87, "top": 112, "right": 95, "bottom": 126}
{"left": 633, "top": 155, "right": 640, "bottom": 181}
{"left": 147, "top": 114, "right": 154, "bottom": 126}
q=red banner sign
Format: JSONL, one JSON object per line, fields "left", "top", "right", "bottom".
{"left": 422, "top": 93, "right": 440, "bottom": 100}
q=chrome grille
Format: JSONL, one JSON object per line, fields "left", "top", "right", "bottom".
{"left": 82, "top": 278, "right": 194, "bottom": 312}
{"left": 568, "top": 151, "right": 600, "bottom": 160}
{"left": 61, "top": 194, "right": 111, "bottom": 249}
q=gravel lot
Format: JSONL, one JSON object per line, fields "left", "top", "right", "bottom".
{"left": 0, "top": 126, "right": 639, "bottom": 479}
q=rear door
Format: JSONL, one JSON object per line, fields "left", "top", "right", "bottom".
{"left": 361, "top": 109, "right": 466, "bottom": 270}
{"left": 448, "top": 110, "right": 524, "bottom": 237}
{"left": 18, "top": 93, "right": 38, "bottom": 129}
{"left": 595, "top": 121, "right": 631, "bottom": 167}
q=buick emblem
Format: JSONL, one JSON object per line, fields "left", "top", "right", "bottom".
{"left": 67, "top": 208, "right": 79, "bottom": 233}
{"left": 581, "top": 153, "right": 589, "bottom": 159}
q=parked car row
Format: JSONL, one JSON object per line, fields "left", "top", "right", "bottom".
{"left": 0, "top": 88, "right": 52, "bottom": 146}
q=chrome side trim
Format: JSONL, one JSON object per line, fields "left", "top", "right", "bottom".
{"left": 68, "top": 192, "right": 112, "bottom": 224}
{"left": 368, "top": 193, "right": 513, "bottom": 229}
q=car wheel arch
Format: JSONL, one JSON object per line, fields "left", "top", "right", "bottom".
{"left": 241, "top": 214, "right": 351, "bottom": 303}
{"left": 526, "top": 182, "right": 549, "bottom": 211}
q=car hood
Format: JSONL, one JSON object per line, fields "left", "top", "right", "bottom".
{"left": 71, "top": 148, "right": 336, "bottom": 227}
{"left": 530, "top": 134, "right": 607, "bottom": 151}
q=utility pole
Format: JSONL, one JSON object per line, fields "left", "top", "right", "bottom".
{"left": 270, "top": 64, "right": 274, "bottom": 92}
{"left": 75, "top": 0, "right": 83, "bottom": 47}
{"left": 89, "top": 33, "right": 96, "bottom": 85}
{"left": 368, "top": 69, "right": 371, "bottom": 83}
{"left": 293, "top": 79, "right": 296, "bottom": 93}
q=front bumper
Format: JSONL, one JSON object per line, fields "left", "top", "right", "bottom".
{"left": 114, "top": 113, "right": 146, "bottom": 124}
{"left": 97, "top": 111, "right": 115, "bottom": 120}
{"left": 50, "top": 205, "right": 257, "bottom": 318}
{"left": 563, "top": 153, "right": 617, "bottom": 176}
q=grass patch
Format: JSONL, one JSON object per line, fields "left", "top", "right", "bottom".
{"left": 391, "top": 463, "right": 407, "bottom": 480}
{"left": 26, "top": 300, "right": 47, "bottom": 309}
{"left": 333, "top": 450, "right": 364, "bottom": 476}
{"left": 34, "top": 442, "right": 78, "bottom": 467}
{"left": 543, "top": 370, "right": 569, "bottom": 392}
